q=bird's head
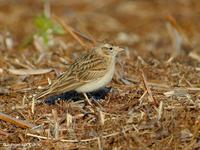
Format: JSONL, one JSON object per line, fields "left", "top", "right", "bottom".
{"left": 95, "top": 43, "right": 124, "bottom": 57}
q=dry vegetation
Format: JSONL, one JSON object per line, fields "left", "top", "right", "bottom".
{"left": 0, "top": 0, "right": 200, "bottom": 149}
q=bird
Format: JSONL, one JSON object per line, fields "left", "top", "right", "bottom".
{"left": 35, "top": 43, "right": 124, "bottom": 105}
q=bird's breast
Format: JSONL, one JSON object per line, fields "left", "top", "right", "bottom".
{"left": 75, "top": 58, "right": 115, "bottom": 93}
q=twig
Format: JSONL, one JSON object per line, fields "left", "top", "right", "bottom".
{"left": 53, "top": 14, "right": 96, "bottom": 44}
{"left": 26, "top": 133, "right": 50, "bottom": 140}
{"left": 97, "top": 137, "right": 103, "bottom": 150}
{"left": 141, "top": 70, "right": 159, "bottom": 107}
{"left": 0, "top": 112, "right": 35, "bottom": 129}
{"left": 52, "top": 109, "right": 59, "bottom": 139}
{"left": 156, "top": 101, "right": 163, "bottom": 120}
{"left": 189, "top": 51, "right": 200, "bottom": 63}
{"left": 31, "top": 97, "right": 35, "bottom": 114}
{"left": 166, "top": 15, "right": 192, "bottom": 63}
{"left": 187, "top": 87, "right": 200, "bottom": 91}
{"left": 73, "top": 15, "right": 97, "bottom": 44}
{"left": 27, "top": 125, "right": 136, "bottom": 143}
{"left": 138, "top": 90, "right": 147, "bottom": 104}
{"left": 7, "top": 68, "right": 53, "bottom": 75}
{"left": 9, "top": 58, "right": 32, "bottom": 69}
{"left": 53, "top": 15, "right": 87, "bottom": 48}
{"left": 72, "top": 28, "right": 96, "bottom": 44}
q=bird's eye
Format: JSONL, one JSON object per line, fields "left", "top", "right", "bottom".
{"left": 109, "top": 47, "right": 113, "bottom": 50}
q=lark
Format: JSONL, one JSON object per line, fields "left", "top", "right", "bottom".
{"left": 35, "top": 43, "right": 123, "bottom": 105}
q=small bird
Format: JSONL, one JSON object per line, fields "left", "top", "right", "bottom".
{"left": 35, "top": 43, "right": 123, "bottom": 105}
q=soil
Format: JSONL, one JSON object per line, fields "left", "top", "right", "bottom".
{"left": 0, "top": 0, "right": 200, "bottom": 149}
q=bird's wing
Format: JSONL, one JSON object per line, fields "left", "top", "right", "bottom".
{"left": 35, "top": 71, "right": 84, "bottom": 100}
{"left": 76, "top": 63, "right": 107, "bottom": 82}
{"left": 72, "top": 52, "right": 108, "bottom": 82}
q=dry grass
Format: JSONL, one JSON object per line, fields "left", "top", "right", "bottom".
{"left": 0, "top": 0, "right": 200, "bottom": 149}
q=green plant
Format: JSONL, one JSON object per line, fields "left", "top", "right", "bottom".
{"left": 20, "top": 14, "right": 64, "bottom": 49}
{"left": 35, "top": 14, "right": 65, "bottom": 44}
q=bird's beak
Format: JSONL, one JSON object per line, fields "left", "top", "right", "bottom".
{"left": 117, "top": 47, "right": 124, "bottom": 52}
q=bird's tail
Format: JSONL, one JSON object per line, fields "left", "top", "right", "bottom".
{"left": 34, "top": 86, "right": 54, "bottom": 100}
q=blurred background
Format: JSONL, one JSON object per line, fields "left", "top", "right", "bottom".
{"left": 0, "top": 0, "right": 199, "bottom": 53}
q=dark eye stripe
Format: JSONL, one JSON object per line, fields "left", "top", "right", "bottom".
{"left": 102, "top": 47, "right": 108, "bottom": 50}
{"left": 102, "top": 47, "right": 113, "bottom": 51}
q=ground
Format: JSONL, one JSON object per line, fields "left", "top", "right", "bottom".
{"left": 0, "top": 0, "right": 200, "bottom": 149}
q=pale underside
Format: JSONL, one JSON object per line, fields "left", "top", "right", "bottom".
{"left": 35, "top": 51, "right": 115, "bottom": 100}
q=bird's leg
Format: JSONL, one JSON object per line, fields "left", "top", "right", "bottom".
{"left": 83, "top": 93, "right": 93, "bottom": 107}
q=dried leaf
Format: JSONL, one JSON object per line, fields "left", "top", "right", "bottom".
{"left": 8, "top": 68, "right": 53, "bottom": 75}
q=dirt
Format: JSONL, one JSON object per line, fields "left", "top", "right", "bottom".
{"left": 0, "top": 0, "right": 200, "bottom": 149}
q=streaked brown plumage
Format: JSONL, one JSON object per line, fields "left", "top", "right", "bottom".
{"left": 35, "top": 43, "right": 123, "bottom": 101}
